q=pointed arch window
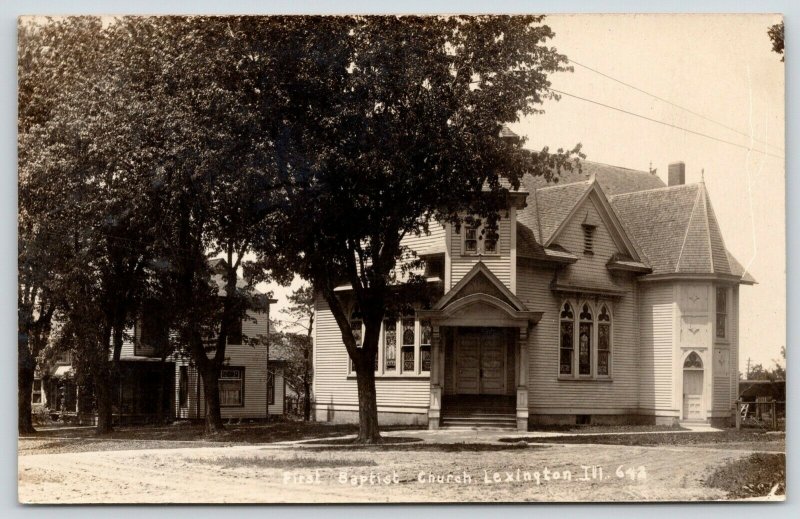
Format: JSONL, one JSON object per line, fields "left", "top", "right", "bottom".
{"left": 578, "top": 304, "right": 593, "bottom": 376}
{"left": 598, "top": 305, "right": 611, "bottom": 377}
{"left": 559, "top": 303, "right": 574, "bottom": 375}
{"left": 384, "top": 319, "right": 397, "bottom": 371}
{"left": 684, "top": 352, "right": 703, "bottom": 369}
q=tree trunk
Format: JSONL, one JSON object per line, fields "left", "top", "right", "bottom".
{"left": 354, "top": 359, "right": 381, "bottom": 443}
{"left": 303, "top": 375, "right": 311, "bottom": 422}
{"left": 18, "top": 335, "right": 36, "bottom": 434}
{"left": 199, "top": 365, "right": 224, "bottom": 433}
{"left": 94, "top": 365, "right": 113, "bottom": 434}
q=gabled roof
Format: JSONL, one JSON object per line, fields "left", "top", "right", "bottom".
{"left": 609, "top": 183, "right": 755, "bottom": 282}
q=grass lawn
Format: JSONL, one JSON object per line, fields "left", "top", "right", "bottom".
{"left": 501, "top": 429, "right": 785, "bottom": 448}
{"left": 704, "top": 453, "right": 785, "bottom": 498}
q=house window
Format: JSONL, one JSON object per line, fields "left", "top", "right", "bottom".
{"left": 267, "top": 371, "right": 275, "bottom": 405}
{"left": 578, "top": 304, "right": 593, "bottom": 375}
{"left": 559, "top": 303, "right": 574, "bottom": 375}
{"left": 349, "top": 309, "right": 362, "bottom": 373}
{"left": 597, "top": 305, "right": 611, "bottom": 377}
{"left": 179, "top": 366, "right": 188, "bottom": 408}
{"left": 401, "top": 316, "right": 415, "bottom": 373}
{"left": 463, "top": 221, "right": 499, "bottom": 255}
{"left": 32, "top": 379, "right": 42, "bottom": 404}
{"left": 219, "top": 367, "right": 244, "bottom": 407}
{"left": 464, "top": 225, "right": 479, "bottom": 254}
{"left": 582, "top": 224, "right": 595, "bottom": 255}
{"left": 384, "top": 319, "right": 397, "bottom": 371}
{"left": 420, "top": 320, "right": 432, "bottom": 372}
{"left": 716, "top": 287, "right": 727, "bottom": 339}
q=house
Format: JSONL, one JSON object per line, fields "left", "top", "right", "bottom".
{"left": 313, "top": 157, "right": 755, "bottom": 430}
{"left": 33, "top": 259, "right": 285, "bottom": 423}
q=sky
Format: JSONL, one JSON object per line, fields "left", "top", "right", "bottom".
{"left": 261, "top": 14, "right": 785, "bottom": 373}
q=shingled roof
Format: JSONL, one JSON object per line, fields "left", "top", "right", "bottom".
{"left": 609, "top": 183, "right": 755, "bottom": 282}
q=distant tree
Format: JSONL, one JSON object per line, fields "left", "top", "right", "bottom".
{"left": 768, "top": 21, "right": 784, "bottom": 61}
{"left": 284, "top": 284, "right": 315, "bottom": 420}
{"left": 246, "top": 15, "right": 583, "bottom": 442}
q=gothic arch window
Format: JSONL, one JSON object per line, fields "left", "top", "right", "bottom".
{"left": 598, "top": 305, "right": 612, "bottom": 377}
{"left": 578, "top": 303, "right": 593, "bottom": 376}
{"left": 684, "top": 351, "right": 703, "bottom": 369}
{"left": 559, "top": 302, "right": 574, "bottom": 375}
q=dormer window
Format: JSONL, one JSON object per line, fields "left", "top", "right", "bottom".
{"left": 462, "top": 222, "right": 499, "bottom": 256}
{"left": 582, "top": 224, "right": 596, "bottom": 255}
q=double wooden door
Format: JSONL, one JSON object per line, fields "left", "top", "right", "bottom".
{"left": 456, "top": 328, "right": 507, "bottom": 395}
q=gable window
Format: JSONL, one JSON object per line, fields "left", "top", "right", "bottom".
{"left": 578, "top": 304, "right": 593, "bottom": 376}
{"left": 582, "top": 224, "right": 596, "bottom": 255}
{"left": 597, "top": 305, "right": 612, "bottom": 377}
{"left": 179, "top": 366, "right": 188, "bottom": 408}
{"left": 716, "top": 287, "right": 727, "bottom": 339}
{"left": 462, "top": 221, "right": 499, "bottom": 256}
{"left": 219, "top": 367, "right": 244, "bottom": 407}
{"left": 559, "top": 303, "right": 574, "bottom": 375}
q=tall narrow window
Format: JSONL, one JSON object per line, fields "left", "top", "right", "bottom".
{"left": 464, "top": 225, "right": 479, "bottom": 254}
{"left": 597, "top": 305, "right": 611, "bottom": 377}
{"left": 32, "top": 379, "right": 42, "bottom": 404}
{"left": 578, "top": 304, "right": 593, "bottom": 375}
{"left": 179, "top": 366, "right": 188, "bottom": 407}
{"left": 582, "top": 224, "right": 595, "bottom": 255}
{"left": 483, "top": 228, "right": 497, "bottom": 254}
{"left": 267, "top": 371, "right": 275, "bottom": 405}
{"left": 716, "top": 287, "right": 727, "bottom": 339}
{"left": 401, "top": 315, "right": 415, "bottom": 373}
{"left": 384, "top": 319, "right": 397, "bottom": 371}
{"left": 420, "top": 320, "right": 432, "bottom": 373}
{"left": 559, "top": 303, "right": 574, "bottom": 375}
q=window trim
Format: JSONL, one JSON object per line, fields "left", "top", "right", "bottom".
{"left": 460, "top": 220, "right": 501, "bottom": 257}
{"left": 348, "top": 309, "right": 431, "bottom": 379}
{"left": 715, "top": 286, "right": 729, "bottom": 341}
{"left": 219, "top": 366, "right": 245, "bottom": 408}
{"left": 557, "top": 299, "right": 614, "bottom": 381}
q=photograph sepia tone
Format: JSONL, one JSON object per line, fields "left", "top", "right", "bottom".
{"left": 17, "top": 13, "right": 785, "bottom": 504}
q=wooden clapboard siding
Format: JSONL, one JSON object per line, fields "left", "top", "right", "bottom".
{"left": 449, "top": 215, "right": 512, "bottom": 290}
{"left": 638, "top": 282, "right": 675, "bottom": 411}
{"left": 401, "top": 221, "right": 446, "bottom": 256}
{"left": 551, "top": 196, "right": 625, "bottom": 292}
{"left": 518, "top": 264, "right": 640, "bottom": 412}
{"left": 731, "top": 287, "right": 738, "bottom": 402}
{"left": 313, "top": 298, "right": 430, "bottom": 415}
{"left": 172, "top": 308, "right": 279, "bottom": 419}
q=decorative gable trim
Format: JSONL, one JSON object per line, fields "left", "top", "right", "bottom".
{"left": 544, "top": 181, "right": 644, "bottom": 264}
{"left": 430, "top": 261, "right": 527, "bottom": 312}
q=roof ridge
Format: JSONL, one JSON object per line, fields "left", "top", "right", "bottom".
{"left": 535, "top": 179, "right": 592, "bottom": 192}
{"left": 608, "top": 182, "right": 700, "bottom": 200}
{"left": 701, "top": 184, "right": 715, "bottom": 273}
{"left": 580, "top": 159, "right": 649, "bottom": 174}
{"left": 675, "top": 187, "right": 703, "bottom": 273}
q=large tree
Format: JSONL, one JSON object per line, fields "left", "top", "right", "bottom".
{"left": 242, "top": 16, "right": 582, "bottom": 442}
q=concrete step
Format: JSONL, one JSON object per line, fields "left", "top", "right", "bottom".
{"left": 441, "top": 415, "right": 517, "bottom": 429}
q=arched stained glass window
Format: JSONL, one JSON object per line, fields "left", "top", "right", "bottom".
{"left": 560, "top": 303, "right": 574, "bottom": 375}
{"left": 598, "top": 305, "right": 611, "bottom": 376}
{"left": 578, "top": 304, "right": 593, "bottom": 375}
{"left": 384, "top": 319, "right": 396, "bottom": 371}
{"left": 684, "top": 352, "right": 703, "bottom": 369}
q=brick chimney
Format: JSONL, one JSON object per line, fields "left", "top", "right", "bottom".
{"left": 668, "top": 162, "right": 685, "bottom": 186}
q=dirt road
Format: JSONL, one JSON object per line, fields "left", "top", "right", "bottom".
{"left": 18, "top": 440, "right": 755, "bottom": 503}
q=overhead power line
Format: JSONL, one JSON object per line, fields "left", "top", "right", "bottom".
{"left": 548, "top": 87, "right": 785, "bottom": 160}
{"left": 567, "top": 58, "right": 784, "bottom": 154}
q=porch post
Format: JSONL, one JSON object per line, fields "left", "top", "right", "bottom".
{"left": 428, "top": 326, "right": 442, "bottom": 429}
{"left": 516, "top": 326, "right": 529, "bottom": 431}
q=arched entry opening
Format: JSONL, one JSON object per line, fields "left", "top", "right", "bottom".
{"left": 682, "top": 352, "right": 705, "bottom": 420}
